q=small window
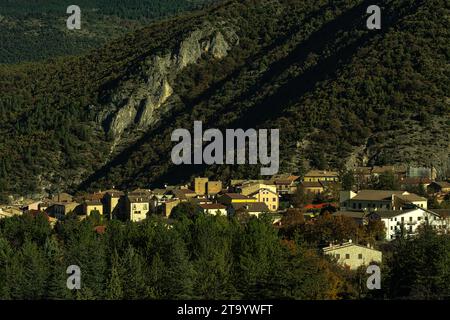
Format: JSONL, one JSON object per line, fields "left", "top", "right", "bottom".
{"left": 358, "top": 254, "right": 363, "bottom": 259}
{"left": 273, "top": 198, "right": 276, "bottom": 202}
{"left": 409, "top": 217, "right": 413, "bottom": 222}
{"left": 345, "top": 254, "right": 350, "bottom": 259}
{"left": 418, "top": 217, "right": 422, "bottom": 221}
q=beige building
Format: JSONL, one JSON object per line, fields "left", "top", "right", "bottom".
{"left": 125, "top": 195, "right": 150, "bottom": 222}
{"left": 300, "top": 181, "right": 324, "bottom": 195}
{"left": 303, "top": 170, "right": 339, "bottom": 182}
{"left": 323, "top": 241, "right": 382, "bottom": 270}
{"left": 248, "top": 188, "right": 279, "bottom": 212}
{"left": 84, "top": 200, "right": 103, "bottom": 216}
{"left": 207, "top": 181, "right": 222, "bottom": 195}
{"left": 273, "top": 178, "right": 298, "bottom": 195}
{"left": 49, "top": 202, "right": 79, "bottom": 220}
{"left": 193, "top": 177, "right": 209, "bottom": 195}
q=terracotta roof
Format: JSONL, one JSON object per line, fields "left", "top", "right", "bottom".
{"left": 94, "top": 225, "right": 106, "bottom": 234}
{"left": 304, "top": 203, "right": 336, "bottom": 209}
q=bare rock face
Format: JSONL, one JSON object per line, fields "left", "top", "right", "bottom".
{"left": 104, "top": 22, "right": 239, "bottom": 144}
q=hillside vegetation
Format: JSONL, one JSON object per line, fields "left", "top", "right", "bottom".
{"left": 0, "top": 0, "right": 449, "bottom": 197}
{"left": 0, "top": 0, "right": 217, "bottom": 63}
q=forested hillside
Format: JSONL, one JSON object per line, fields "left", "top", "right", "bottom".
{"left": 1, "top": 211, "right": 448, "bottom": 299}
{"left": 0, "top": 0, "right": 218, "bottom": 63}
{"left": 0, "top": 0, "right": 449, "bottom": 198}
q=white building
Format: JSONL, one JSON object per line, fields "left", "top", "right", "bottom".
{"left": 367, "top": 207, "right": 446, "bottom": 241}
{"left": 198, "top": 203, "right": 227, "bottom": 216}
{"left": 323, "top": 241, "right": 382, "bottom": 270}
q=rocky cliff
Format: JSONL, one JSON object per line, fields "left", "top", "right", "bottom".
{"left": 99, "top": 22, "right": 239, "bottom": 152}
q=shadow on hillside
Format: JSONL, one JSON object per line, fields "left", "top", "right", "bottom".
{"left": 78, "top": 0, "right": 424, "bottom": 190}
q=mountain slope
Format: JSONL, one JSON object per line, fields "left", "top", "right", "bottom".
{"left": 0, "top": 0, "right": 219, "bottom": 64}
{"left": 0, "top": 0, "right": 449, "bottom": 198}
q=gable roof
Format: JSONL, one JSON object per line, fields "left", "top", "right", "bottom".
{"left": 304, "top": 170, "right": 339, "bottom": 177}
{"left": 198, "top": 203, "right": 227, "bottom": 210}
{"left": 231, "top": 202, "right": 269, "bottom": 212}
{"left": 396, "top": 193, "right": 427, "bottom": 202}
{"left": 367, "top": 209, "right": 416, "bottom": 218}
{"left": 222, "top": 193, "right": 252, "bottom": 199}
{"left": 323, "top": 241, "right": 381, "bottom": 253}
{"left": 248, "top": 188, "right": 278, "bottom": 196}
{"left": 352, "top": 190, "right": 404, "bottom": 201}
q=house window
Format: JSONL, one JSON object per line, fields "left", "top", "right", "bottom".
{"left": 133, "top": 204, "right": 136, "bottom": 210}
{"left": 345, "top": 254, "right": 350, "bottom": 259}
{"left": 418, "top": 217, "right": 422, "bottom": 221}
{"left": 336, "top": 254, "right": 340, "bottom": 259}
{"left": 358, "top": 203, "right": 362, "bottom": 209}
{"left": 401, "top": 217, "right": 404, "bottom": 222}
{"left": 272, "top": 205, "right": 276, "bottom": 210}
{"left": 273, "top": 198, "right": 276, "bottom": 202}
{"left": 358, "top": 254, "right": 363, "bottom": 259}
{"left": 353, "top": 203, "right": 356, "bottom": 209}
{"left": 390, "top": 226, "right": 393, "bottom": 230}
{"left": 409, "top": 217, "right": 413, "bottom": 222}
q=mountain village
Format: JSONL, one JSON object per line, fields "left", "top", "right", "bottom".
{"left": 1, "top": 165, "right": 449, "bottom": 270}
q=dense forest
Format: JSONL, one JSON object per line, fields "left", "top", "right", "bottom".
{"left": 0, "top": 0, "right": 449, "bottom": 198}
{"left": 0, "top": 0, "right": 218, "bottom": 63}
{"left": 0, "top": 208, "right": 448, "bottom": 300}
